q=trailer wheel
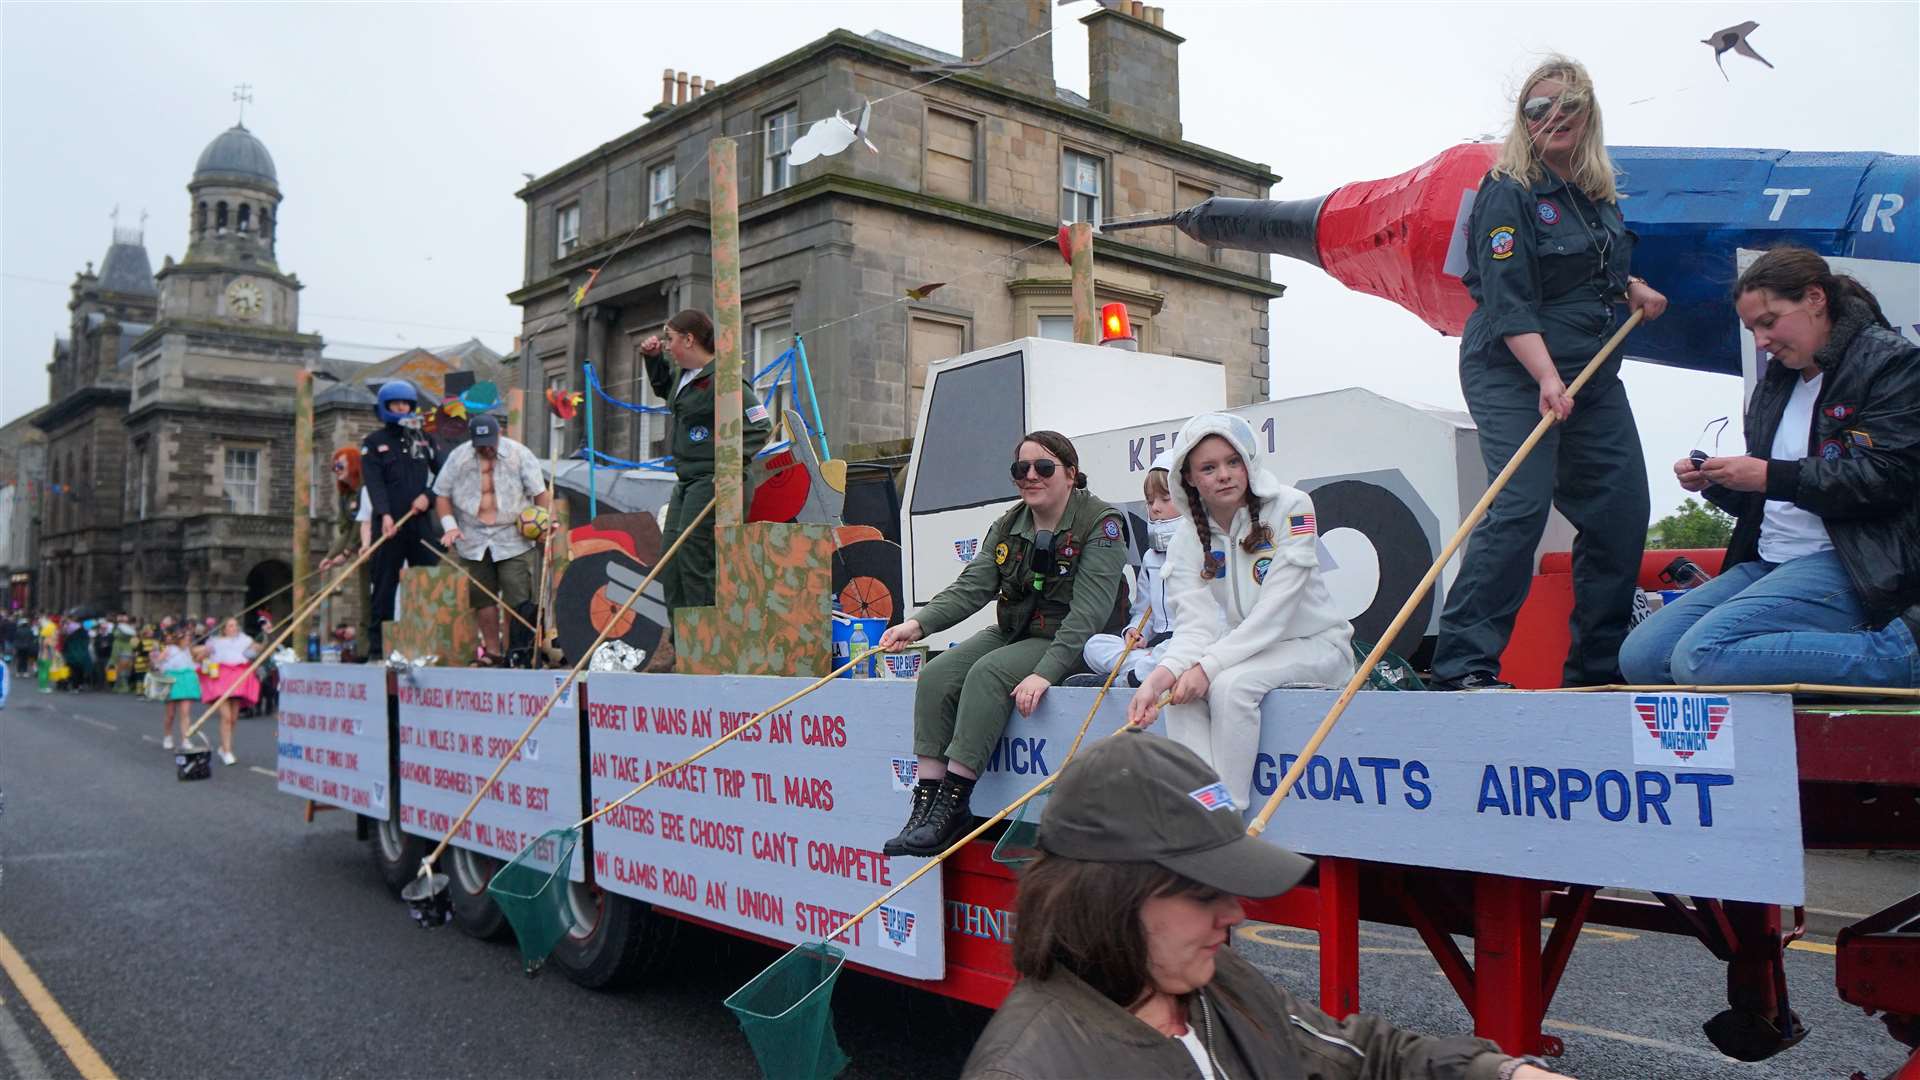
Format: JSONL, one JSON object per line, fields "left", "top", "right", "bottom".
{"left": 551, "top": 882, "right": 676, "bottom": 990}
{"left": 367, "top": 815, "right": 427, "bottom": 895}
{"left": 446, "top": 847, "right": 509, "bottom": 940}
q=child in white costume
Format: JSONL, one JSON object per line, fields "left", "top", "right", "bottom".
{"left": 1081, "top": 453, "right": 1183, "bottom": 687}
{"left": 1127, "top": 413, "right": 1355, "bottom": 806}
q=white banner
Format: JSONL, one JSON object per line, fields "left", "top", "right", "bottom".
{"left": 940, "top": 684, "right": 1800, "bottom": 906}
{"left": 395, "top": 669, "right": 584, "bottom": 880}
{"left": 276, "top": 663, "right": 391, "bottom": 816}
{"left": 583, "top": 675, "right": 944, "bottom": 980}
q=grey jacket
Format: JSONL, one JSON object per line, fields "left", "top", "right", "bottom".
{"left": 961, "top": 950, "right": 1508, "bottom": 1080}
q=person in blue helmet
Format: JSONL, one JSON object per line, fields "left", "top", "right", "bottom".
{"left": 360, "top": 379, "right": 440, "bottom": 657}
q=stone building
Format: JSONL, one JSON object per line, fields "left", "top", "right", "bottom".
{"left": 512, "top": 0, "right": 1281, "bottom": 464}
{"left": 0, "top": 409, "right": 47, "bottom": 611}
{"left": 33, "top": 122, "right": 512, "bottom": 624}
{"left": 33, "top": 123, "right": 322, "bottom": 620}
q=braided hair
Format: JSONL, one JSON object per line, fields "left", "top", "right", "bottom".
{"left": 1182, "top": 481, "right": 1273, "bottom": 581}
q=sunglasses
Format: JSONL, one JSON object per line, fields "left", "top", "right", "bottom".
{"left": 1522, "top": 94, "right": 1585, "bottom": 124}
{"left": 1009, "top": 459, "right": 1059, "bottom": 481}
{"left": 331, "top": 462, "right": 348, "bottom": 472}
{"left": 1689, "top": 416, "right": 1730, "bottom": 466}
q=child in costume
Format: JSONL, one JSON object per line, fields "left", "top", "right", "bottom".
{"left": 1080, "top": 452, "right": 1185, "bottom": 688}
{"left": 1127, "top": 413, "right": 1355, "bottom": 807}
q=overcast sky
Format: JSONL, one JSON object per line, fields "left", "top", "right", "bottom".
{"left": 3, "top": 1, "right": 1915, "bottom": 520}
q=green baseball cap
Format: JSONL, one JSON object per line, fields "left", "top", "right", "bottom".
{"left": 1038, "top": 730, "right": 1314, "bottom": 898}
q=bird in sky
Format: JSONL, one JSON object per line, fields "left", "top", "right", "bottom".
{"left": 1702, "top": 21, "right": 1773, "bottom": 80}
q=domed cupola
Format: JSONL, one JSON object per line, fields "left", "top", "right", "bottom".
{"left": 193, "top": 124, "right": 278, "bottom": 187}
{"left": 185, "top": 123, "right": 282, "bottom": 266}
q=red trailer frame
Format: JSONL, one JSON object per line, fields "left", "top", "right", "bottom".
{"left": 675, "top": 704, "right": 1918, "bottom": 1063}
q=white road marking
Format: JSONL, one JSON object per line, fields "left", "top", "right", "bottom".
{"left": 77, "top": 717, "right": 117, "bottom": 733}
{"left": 249, "top": 767, "right": 276, "bottom": 779}
{"left": 1543, "top": 1019, "right": 1733, "bottom": 1063}
{"left": 0, "top": 988, "right": 54, "bottom": 1080}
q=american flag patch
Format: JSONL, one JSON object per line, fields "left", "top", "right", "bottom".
{"left": 1288, "top": 514, "right": 1315, "bottom": 536}
{"left": 1188, "top": 782, "right": 1236, "bottom": 812}
{"left": 744, "top": 404, "right": 769, "bottom": 423}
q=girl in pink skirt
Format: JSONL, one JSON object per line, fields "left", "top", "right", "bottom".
{"left": 200, "top": 617, "right": 261, "bottom": 766}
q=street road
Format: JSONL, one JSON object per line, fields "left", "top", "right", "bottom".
{"left": 2, "top": 688, "right": 1910, "bottom": 1079}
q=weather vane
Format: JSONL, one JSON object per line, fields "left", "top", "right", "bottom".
{"left": 233, "top": 82, "right": 254, "bottom": 125}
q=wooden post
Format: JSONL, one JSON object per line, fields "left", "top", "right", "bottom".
{"left": 291, "top": 370, "right": 314, "bottom": 652}
{"left": 1069, "top": 221, "right": 1096, "bottom": 345}
{"left": 505, "top": 387, "right": 526, "bottom": 443}
{"left": 708, "top": 136, "right": 745, "bottom": 528}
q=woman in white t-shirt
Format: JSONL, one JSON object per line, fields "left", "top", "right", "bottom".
{"left": 1620, "top": 247, "right": 1920, "bottom": 689}
{"left": 199, "top": 617, "right": 261, "bottom": 765}
{"left": 1126, "top": 413, "right": 1355, "bottom": 807}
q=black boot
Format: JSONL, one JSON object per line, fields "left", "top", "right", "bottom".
{"left": 898, "top": 775, "right": 976, "bottom": 857}
{"left": 882, "top": 779, "right": 939, "bottom": 857}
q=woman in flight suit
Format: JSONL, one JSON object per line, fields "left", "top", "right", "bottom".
{"left": 1429, "top": 55, "right": 1667, "bottom": 691}
{"left": 877, "top": 431, "right": 1127, "bottom": 857}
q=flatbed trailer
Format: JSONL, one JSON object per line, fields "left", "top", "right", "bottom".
{"left": 285, "top": 664, "right": 1916, "bottom": 1073}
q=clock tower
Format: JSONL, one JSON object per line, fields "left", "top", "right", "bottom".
{"left": 154, "top": 122, "right": 303, "bottom": 332}
{"left": 122, "top": 116, "right": 326, "bottom": 618}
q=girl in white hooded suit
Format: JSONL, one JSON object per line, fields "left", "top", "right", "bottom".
{"left": 1127, "top": 413, "right": 1356, "bottom": 807}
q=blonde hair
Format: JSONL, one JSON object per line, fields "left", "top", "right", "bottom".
{"left": 1490, "top": 55, "right": 1619, "bottom": 204}
{"left": 1142, "top": 468, "right": 1170, "bottom": 502}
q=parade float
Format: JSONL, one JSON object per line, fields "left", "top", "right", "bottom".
{"left": 260, "top": 138, "right": 1919, "bottom": 1075}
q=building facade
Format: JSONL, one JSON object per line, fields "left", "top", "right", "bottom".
{"left": 511, "top": 0, "right": 1282, "bottom": 464}
{"left": 0, "top": 410, "right": 48, "bottom": 612}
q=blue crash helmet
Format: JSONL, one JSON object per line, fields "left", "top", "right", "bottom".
{"left": 376, "top": 379, "right": 420, "bottom": 424}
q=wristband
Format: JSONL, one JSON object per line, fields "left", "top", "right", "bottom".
{"left": 1496, "top": 1056, "right": 1553, "bottom": 1080}
{"left": 440, "top": 516, "right": 458, "bottom": 533}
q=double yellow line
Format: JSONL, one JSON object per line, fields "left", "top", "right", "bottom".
{"left": 0, "top": 929, "right": 117, "bottom": 1079}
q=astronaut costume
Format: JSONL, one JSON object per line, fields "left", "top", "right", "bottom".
{"left": 1156, "top": 413, "right": 1356, "bottom": 807}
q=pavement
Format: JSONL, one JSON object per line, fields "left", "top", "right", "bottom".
{"left": 2, "top": 685, "right": 1913, "bottom": 1079}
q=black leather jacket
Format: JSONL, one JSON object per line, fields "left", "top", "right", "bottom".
{"left": 1704, "top": 298, "right": 1920, "bottom": 627}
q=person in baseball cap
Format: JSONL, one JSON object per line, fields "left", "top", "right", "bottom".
{"left": 961, "top": 731, "right": 1564, "bottom": 1080}
{"left": 432, "top": 411, "right": 551, "bottom": 665}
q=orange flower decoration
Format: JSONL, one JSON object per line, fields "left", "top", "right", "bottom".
{"left": 546, "top": 387, "right": 583, "bottom": 420}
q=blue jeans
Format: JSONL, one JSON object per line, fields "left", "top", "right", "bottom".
{"left": 1619, "top": 549, "right": 1919, "bottom": 688}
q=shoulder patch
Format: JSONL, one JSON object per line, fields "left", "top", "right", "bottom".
{"left": 994, "top": 542, "right": 1009, "bottom": 566}
{"left": 744, "top": 403, "right": 769, "bottom": 424}
{"left": 1489, "top": 226, "right": 1516, "bottom": 260}
{"left": 1288, "top": 513, "right": 1316, "bottom": 537}
{"left": 1100, "top": 517, "right": 1123, "bottom": 541}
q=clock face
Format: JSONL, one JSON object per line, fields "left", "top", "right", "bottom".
{"left": 225, "top": 278, "right": 264, "bottom": 319}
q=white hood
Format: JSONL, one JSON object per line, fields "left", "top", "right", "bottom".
{"left": 1165, "top": 412, "right": 1286, "bottom": 526}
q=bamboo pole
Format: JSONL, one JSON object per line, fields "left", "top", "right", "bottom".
{"left": 1247, "top": 311, "right": 1646, "bottom": 838}
{"left": 822, "top": 610, "right": 1155, "bottom": 945}
{"left": 574, "top": 654, "right": 863, "bottom": 830}
{"left": 184, "top": 508, "right": 419, "bottom": 741}
{"left": 431, "top": 547, "right": 541, "bottom": 639}
{"left": 417, "top": 497, "right": 715, "bottom": 878}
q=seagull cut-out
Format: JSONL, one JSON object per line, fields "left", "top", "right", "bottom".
{"left": 904, "top": 282, "right": 945, "bottom": 301}
{"left": 1702, "top": 21, "right": 1773, "bottom": 80}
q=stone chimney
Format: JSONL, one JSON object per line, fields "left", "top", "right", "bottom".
{"left": 961, "top": 0, "right": 1053, "bottom": 100}
{"left": 1082, "top": 5, "right": 1183, "bottom": 140}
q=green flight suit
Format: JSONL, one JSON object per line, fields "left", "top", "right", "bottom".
{"left": 910, "top": 488, "right": 1129, "bottom": 773}
{"left": 643, "top": 350, "right": 773, "bottom": 611}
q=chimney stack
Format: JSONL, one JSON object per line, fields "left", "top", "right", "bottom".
{"left": 960, "top": 0, "right": 1053, "bottom": 100}
{"left": 675, "top": 71, "right": 690, "bottom": 104}
{"left": 1082, "top": 5, "right": 1184, "bottom": 140}
{"left": 660, "top": 69, "right": 674, "bottom": 106}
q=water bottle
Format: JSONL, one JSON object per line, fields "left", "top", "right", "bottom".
{"left": 307, "top": 631, "right": 321, "bottom": 662}
{"left": 848, "top": 621, "right": 870, "bottom": 680}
